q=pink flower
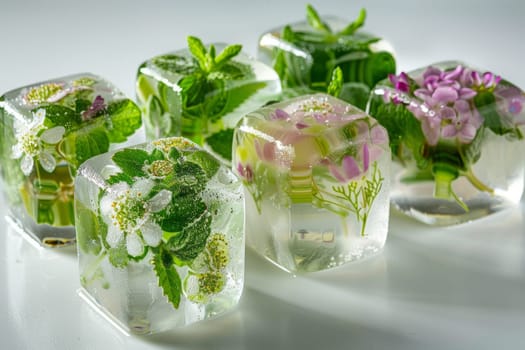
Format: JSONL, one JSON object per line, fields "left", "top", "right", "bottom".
{"left": 236, "top": 162, "right": 253, "bottom": 182}
{"left": 389, "top": 72, "right": 410, "bottom": 93}
{"left": 441, "top": 100, "right": 482, "bottom": 143}
{"left": 328, "top": 144, "right": 370, "bottom": 183}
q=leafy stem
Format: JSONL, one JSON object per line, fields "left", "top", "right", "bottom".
{"left": 314, "top": 162, "right": 384, "bottom": 236}
{"left": 187, "top": 36, "right": 242, "bottom": 74}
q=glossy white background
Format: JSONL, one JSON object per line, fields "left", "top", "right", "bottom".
{"left": 1, "top": 0, "right": 525, "bottom": 349}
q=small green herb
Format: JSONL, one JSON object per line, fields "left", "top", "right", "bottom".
{"left": 205, "top": 128, "right": 234, "bottom": 160}
{"left": 153, "top": 246, "right": 182, "bottom": 308}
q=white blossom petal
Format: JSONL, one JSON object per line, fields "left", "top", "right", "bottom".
{"left": 141, "top": 222, "right": 162, "bottom": 247}
{"left": 106, "top": 225, "right": 122, "bottom": 248}
{"left": 147, "top": 189, "right": 172, "bottom": 213}
{"left": 39, "top": 151, "right": 57, "bottom": 173}
{"left": 100, "top": 195, "right": 116, "bottom": 223}
{"left": 126, "top": 232, "right": 144, "bottom": 257}
{"left": 41, "top": 126, "right": 65, "bottom": 144}
{"left": 34, "top": 109, "right": 46, "bottom": 124}
{"left": 11, "top": 143, "right": 23, "bottom": 159}
{"left": 109, "top": 182, "right": 130, "bottom": 196}
{"left": 131, "top": 178, "right": 154, "bottom": 198}
{"left": 21, "top": 154, "right": 34, "bottom": 175}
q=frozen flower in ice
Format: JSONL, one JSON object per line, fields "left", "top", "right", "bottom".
{"left": 441, "top": 100, "right": 482, "bottom": 143}
{"left": 11, "top": 109, "right": 65, "bottom": 176}
{"left": 23, "top": 83, "right": 64, "bottom": 105}
{"left": 100, "top": 178, "right": 172, "bottom": 257}
{"left": 389, "top": 72, "right": 410, "bottom": 93}
{"left": 236, "top": 162, "right": 254, "bottom": 182}
{"left": 327, "top": 144, "right": 370, "bottom": 183}
{"left": 82, "top": 95, "right": 106, "bottom": 121}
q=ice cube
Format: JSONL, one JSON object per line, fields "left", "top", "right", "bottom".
{"left": 258, "top": 4, "right": 396, "bottom": 110}
{"left": 233, "top": 93, "right": 390, "bottom": 273}
{"left": 0, "top": 73, "right": 144, "bottom": 247}
{"left": 136, "top": 36, "right": 281, "bottom": 163}
{"left": 368, "top": 61, "right": 525, "bottom": 225}
{"left": 75, "top": 137, "right": 244, "bottom": 334}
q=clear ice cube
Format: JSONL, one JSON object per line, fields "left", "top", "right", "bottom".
{"left": 75, "top": 137, "right": 245, "bottom": 334}
{"left": 233, "top": 93, "right": 390, "bottom": 273}
{"left": 136, "top": 40, "right": 281, "bottom": 163}
{"left": 0, "top": 73, "right": 144, "bottom": 247}
{"left": 258, "top": 6, "right": 396, "bottom": 110}
{"left": 368, "top": 61, "right": 525, "bottom": 225}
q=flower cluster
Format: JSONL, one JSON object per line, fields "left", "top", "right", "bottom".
{"left": 388, "top": 65, "right": 489, "bottom": 145}
{"left": 11, "top": 109, "right": 65, "bottom": 175}
{"left": 100, "top": 178, "right": 172, "bottom": 257}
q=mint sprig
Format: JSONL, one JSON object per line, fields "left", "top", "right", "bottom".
{"left": 187, "top": 36, "right": 242, "bottom": 74}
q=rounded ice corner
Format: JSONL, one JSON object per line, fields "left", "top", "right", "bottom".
{"left": 367, "top": 61, "right": 525, "bottom": 226}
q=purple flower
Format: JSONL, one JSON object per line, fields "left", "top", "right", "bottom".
{"left": 82, "top": 95, "right": 106, "bottom": 121}
{"left": 236, "top": 162, "right": 253, "bottom": 182}
{"left": 389, "top": 72, "right": 410, "bottom": 93}
{"left": 271, "top": 108, "right": 290, "bottom": 120}
{"left": 441, "top": 100, "right": 482, "bottom": 143}
{"left": 328, "top": 144, "right": 370, "bottom": 183}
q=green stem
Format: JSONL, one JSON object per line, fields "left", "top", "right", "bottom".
{"left": 80, "top": 251, "right": 108, "bottom": 287}
{"left": 462, "top": 168, "right": 495, "bottom": 195}
{"left": 433, "top": 164, "right": 469, "bottom": 212}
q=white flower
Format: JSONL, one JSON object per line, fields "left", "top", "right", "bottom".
{"left": 100, "top": 178, "right": 172, "bottom": 257}
{"left": 11, "top": 109, "right": 65, "bottom": 176}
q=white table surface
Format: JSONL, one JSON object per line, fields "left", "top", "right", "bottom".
{"left": 1, "top": 1, "right": 525, "bottom": 349}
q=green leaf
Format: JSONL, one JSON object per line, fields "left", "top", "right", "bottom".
{"left": 169, "top": 212, "right": 212, "bottom": 262}
{"left": 185, "top": 149, "right": 220, "bottom": 178}
{"left": 39, "top": 104, "right": 81, "bottom": 130}
{"left": 105, "top": 99, "right": 142, "bottom": 143}
{"left": 63, "top": 125, "right": 110, "bottom": 169}
{"left": 75, "top": 203, "right": 102, "bottom": 255}
{"left": 108, "top": 242, "right": 129, "bottom": 268}
{"left": 306, "top": 4, "right": 332, "bottom": 33}
{"left": 474, "top": 91, "right": 515, "bottom": 136}
{"left": 214, "top": 44, "right": 242, "bottom": 68}
{"left": 339, "top": 8, "right": 367, "bottom": 35}
{"left": 150, "top": 54, "right": 196, "bottom": 75}
{"left": 187, "top": 36, "right": 208, "bottom": 68}
{"left": 158, "top": 193, "right": 207, "bottom": 232}
{"left": 221, "top": 81, "right": 267, "bottom": 116}
{"left": 152, "top": 247, "right": 182, "bottom": 309}
{"left": 111, "top": 148, "right": 149, "bottom": 177}
{"left": 205, "top": 128, "right": 234, "bottom": 161}
{"left": 327, "top": 67, "right": 343, "bottom": 97}
{"left": 136, "top": 73, "right": 155, "bottom": 104}
{"left": 107, "top": 172, "right": 134, "bottom": 185}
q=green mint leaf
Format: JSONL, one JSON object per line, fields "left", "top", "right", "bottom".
{"left": 306, "top": 4, "right": 332, "bottom": 33}
{"left": 338, "top": 82, "right": 370, "bottom": 111}
{"left": 144, "top": 94, "right": 166, "bottom": 139}
{"left": 474, "top": 91, "right": 516, "bottom": 136}
{"left": 39, "top": 104, "right": 81, "bottom": 130}
{"left": 174, "top": 161, "right": 208, "bottom": 194}
{"left": 152, "top": 247, "right": 182, "bottom": 309}
{"left": 150, "top": 54, "right": 196, "bottom": 75}
{"left": 136, "top": 73, "right": 155, "bottom": 104}
{"left": 339, "top": 8, "right": 367, "bottom": 35}
{"left": 170, "top": 212, "right": 212, "bottom": 262}
{"left": 159, "top": 194, "right": 207, "bottom": 232}
{"left": 205, "top": 128, "right": 234, "bottom": 161}
{"left": 327, "top": 67, "right": 343, "bottom": 97}
{"left": 187, "top": 36, "right": 208, "bottom": 68}
{"left": 214, "top": 44, "right": 242, "bottom": 68}
{"left": 108, "top": 242, "right": 129, "bottom": 268}
{"left": 105, "top": 99, "right": 142, "bottom": 143}
{"left": 62, "top": 125, "right": 110, "bottom": 171}
{"left": 282, "top": 25, "right": 295, "bottom": 41}
{"left": 107, "top": 172, "right": 134, "bottom": 185}
{"left": 74, "top": 202, "right": 102, "bottom": 255}
{"left": 185, "top": 149, "right": 221, "bottom": 178}
{"left": 111, "top": 148, "right": 149, "bottom": 177}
